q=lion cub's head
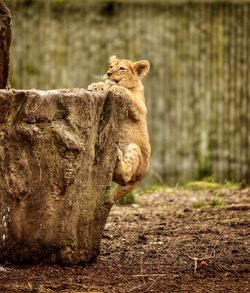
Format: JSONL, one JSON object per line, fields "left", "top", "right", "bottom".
{"left": 104, "top": 56, "right": 150, "bottom": 89}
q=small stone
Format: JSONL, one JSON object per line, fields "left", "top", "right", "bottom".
{"left": 200, "top": 260, "right": 208, "bottom": 268}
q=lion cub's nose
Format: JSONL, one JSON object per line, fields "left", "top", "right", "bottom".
{"left": 107, "top": 71, "right": 112, "bottom": 77}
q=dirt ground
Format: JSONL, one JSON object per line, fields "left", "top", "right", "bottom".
{"left": 0, "top": 185, "right": 249, "bottom": 293}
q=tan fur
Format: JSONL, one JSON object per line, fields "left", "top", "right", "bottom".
{"left": 88, "top": 56, "right": 151, "bottom": 199}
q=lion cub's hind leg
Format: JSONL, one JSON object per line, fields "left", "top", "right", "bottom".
{"left": 114, "top": 143, "right": 142, "bottom": 185}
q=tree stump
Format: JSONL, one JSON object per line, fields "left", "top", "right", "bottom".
{"left": 0, "top": 88, "right": 128, "bottom": 264}
{"left": 0, "top": 1, "right": 11, "bottom": 89}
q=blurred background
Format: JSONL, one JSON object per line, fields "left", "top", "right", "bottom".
{"left": 4, "top": 0, "right": 250, "bottom": 186}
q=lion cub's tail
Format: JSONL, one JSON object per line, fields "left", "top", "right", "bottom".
{"left": 112, "top": 182, "right": 137, "bottom": 200}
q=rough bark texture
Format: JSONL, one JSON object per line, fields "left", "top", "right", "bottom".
{"left": 0, "top": 1, "right": 11, "bottom": 89}
{"left": 0, "top": 88, "right": 128, "bottom": 264}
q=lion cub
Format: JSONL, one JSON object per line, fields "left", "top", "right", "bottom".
{"left": 88, "top": 56, "right": 151, "bottom": 199}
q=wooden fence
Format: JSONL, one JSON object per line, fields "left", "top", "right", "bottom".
{"left": 4, "top": 0, "right": 250, "bottom": 185}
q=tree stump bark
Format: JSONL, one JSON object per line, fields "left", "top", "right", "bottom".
{"left": 0, "top": 88, "right": 128, "bottom": 264}
{"left": 0, "top": 1, "right": 11, "bottom": 89}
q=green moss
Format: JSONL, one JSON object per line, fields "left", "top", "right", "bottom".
{"left": 224, "top": 181, "right": 241, "bottom": 190}
{"left": 185, "top": 178, "right": 243, "bottom": 191}
{"left": 192, "top": 198, "right": 224, "bottom": 209}
{"left": 146, "top": 184, "right": 170, "bottom": 193}
{"left": 185, "top": 181, "right": 221, "bottom": 191}
{"left": 192, "top": 200, "right": 207, "bottom": 208}
{"left": 209, "top": 198, "right": 224, "bottom": 208}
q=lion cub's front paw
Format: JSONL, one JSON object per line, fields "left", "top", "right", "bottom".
{"left": 109, "top": 85, "right": 129, "bottom": 95}
{"left": 87, "top": 82, "right": 107, "bottom": 91}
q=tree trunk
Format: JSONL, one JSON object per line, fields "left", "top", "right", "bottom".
{"left": 0, "top": 88, "right": 128, "bottom": 264}
{"left": 0, "top": 1, "right": 11, "bottom": 89}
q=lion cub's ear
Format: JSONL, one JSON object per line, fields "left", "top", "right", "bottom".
{"left": 132, "top": 60, "right": 150, "bottom": 79}
{"left": 109, "top": 55, "right": 119, "bottom": 64}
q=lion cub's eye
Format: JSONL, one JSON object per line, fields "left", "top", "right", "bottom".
{"left": 119, "top": 67, "right": 126, "bottom": 71}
